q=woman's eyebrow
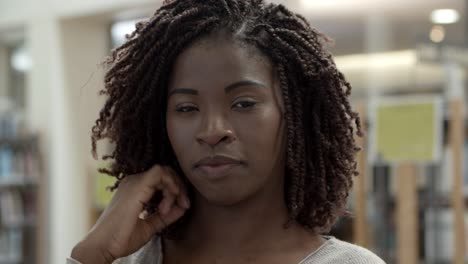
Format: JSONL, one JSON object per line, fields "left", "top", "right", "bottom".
{"left": 224, "top": 80, "right": 266, "bottom": 93}
{"left": 168, "top": 80, "right": 266, "bottom": 98}
{"left": 168, "top": 88, "right": 198, "bottom": 97}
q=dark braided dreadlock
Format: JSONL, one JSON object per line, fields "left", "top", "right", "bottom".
{"left": 91, "top": 0, "right": 363, "bottom": 234}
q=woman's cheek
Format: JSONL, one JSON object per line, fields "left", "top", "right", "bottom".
{"left": 167, "top": 116, "right": 197, "bottom": 165}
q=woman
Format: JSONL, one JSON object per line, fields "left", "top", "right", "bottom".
{"left": 69, "top": 0, "right": 385, "bottom": 263}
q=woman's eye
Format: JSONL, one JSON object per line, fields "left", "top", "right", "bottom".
{"left": 232, "top": 101, "right": 256, "bottom": 109}
{"left": 175, "top": 105, "right": 198, "bottom": 113}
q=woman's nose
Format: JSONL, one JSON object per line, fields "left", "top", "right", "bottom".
{"left": 196, "top": 115, "right": 236, "bottom": 147}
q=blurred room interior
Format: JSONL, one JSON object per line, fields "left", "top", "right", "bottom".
{"left": 0, "top": 0, "right": 467, "bottom": 263}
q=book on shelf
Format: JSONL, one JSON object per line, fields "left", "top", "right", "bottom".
{"left": 0, "top": 138, "right": 41, "bottom": 185}
{"left": 0, "top": 97, "right": 41, "bottom": 263}
{"left": 0, "top": 229, "right": 22, "bottom": 262}
{"left": 440, "top": 145, "right": 453, "bottom": 195}
{"left": 0, "top": 190, "right": 24, "bottom": 227}
{"left": 0, "top": 97, "right": 25, "bottom": 140}
{"left": 0, "top": 146, "right": 13, "bottom": 181}
{"left": 441, "top": 142, "right": 468, "bottom": 196}
{"left": 0, "top": 97, "right": 39, "bottom": 185}
{"left": 424, "top": 208, "right": 452, "bottom": 262}
{"left": 21, "top": 189, "right": 37, "bottom": 224}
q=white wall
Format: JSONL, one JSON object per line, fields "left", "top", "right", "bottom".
{"left": 0, "top": 0, "right": 157, "bottom": 27}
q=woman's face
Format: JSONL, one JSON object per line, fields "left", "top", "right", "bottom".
{"left": 166, "top": 37, "right": 286, "bottom": 206}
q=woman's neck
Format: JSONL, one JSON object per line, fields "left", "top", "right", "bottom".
{"left": 190, "top": 194, "right": 288, "bottom": 251}
{"left": 168, "top": 184, "right": 319, "bottom": 257}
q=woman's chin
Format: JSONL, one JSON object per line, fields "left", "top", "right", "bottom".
{"left": 195, "top": 187, "right": 253, "bottom": 207}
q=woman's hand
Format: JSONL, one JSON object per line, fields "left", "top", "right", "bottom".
{"left": 71, "top": 165, "right": 190, "bottom": 264}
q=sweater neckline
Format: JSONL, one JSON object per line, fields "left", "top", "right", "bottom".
{"left": 158, "top": 235, "right": 335, "bottom": 264}
{"left": 297, "top": 235, "right": 334, "bottom": 263}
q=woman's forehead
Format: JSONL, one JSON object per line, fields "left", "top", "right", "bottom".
{"left": 168, "top": 37, "right": 273, "bottom": 90}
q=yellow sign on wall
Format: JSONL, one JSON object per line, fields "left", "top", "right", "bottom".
{"left": 370, "top": 96, "right": 443, "bottom": 163}
{"left": 94, "top": 166, "right": 116, "bottom": 209}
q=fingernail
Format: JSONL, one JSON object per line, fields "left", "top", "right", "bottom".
{"left": 139, "top": 210, "right": 149, "bottom": 220}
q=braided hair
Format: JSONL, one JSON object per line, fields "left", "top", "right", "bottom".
{"left": 91, "top": 0, "right": 363, "bottom": 234}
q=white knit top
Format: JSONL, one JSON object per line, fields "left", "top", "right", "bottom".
{"left": 68, "top": 236, "right": 386, "bottom": 264}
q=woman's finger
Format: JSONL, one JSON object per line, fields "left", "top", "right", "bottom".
{"left": 141, "top": 204, "right": 187, "bottom": 235}
{"left": 176, "top": 191, "right": 190, "bottom": 209}
{"left": 157, "top": 167, "right": 181, "bottom": 195}
{"left": 140, "top": 211, "right": 168, "bottom": 234}
{"left": 160, "top": 204, "right": 187, "bottom": 225}
{"left": 137, "top": 166, "right": 180, "bottom": 213}
{"left": 165, "top": 167, "right": 190, "bottom": 209}
{"left": 158, "top": 187, "right": 176, "bottom": 215}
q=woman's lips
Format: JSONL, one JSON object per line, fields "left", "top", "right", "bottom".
{"left": 197, "top": 163, "right": 239, "bottom": 180}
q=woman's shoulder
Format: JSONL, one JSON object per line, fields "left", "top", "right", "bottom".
{"left": 112, "top": 236, "right": 163, "bottom": 264}
{"left": 111, "top": 235, "right": 385, "bottom": 264}
{"left": 301, "top": 236, "right": 386, "bottom": 264}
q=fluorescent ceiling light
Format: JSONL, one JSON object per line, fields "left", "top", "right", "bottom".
{"left": 10, "top": 44, "right": 31, "bottom": 73}
{"left": 334, "top": 50, "right": 417, "bottom": 71}
{"left": 431, "top": 9, "right": 459, "bottom": 24}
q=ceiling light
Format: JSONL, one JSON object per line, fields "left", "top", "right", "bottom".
{"left": 334, "top": 50, "right": 417, "bottom": 71}
{"left": 430, "top": 25, "right": 445, "bottom": 43}
{"left": 431, "top": 9, "right": 460, "bottom": 24}
{"left": 10, "top": 44, "right": 31, "bottom": 73}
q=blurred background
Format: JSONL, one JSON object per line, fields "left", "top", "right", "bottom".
{"left": 0, "top": 0, "right": 467, "bottom": 263}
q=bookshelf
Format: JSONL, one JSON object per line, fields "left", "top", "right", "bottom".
{"left": 0, "top": 103, "right": 44, "bottom": 264}
{"left": 351, "top": 97, "right": 468, "bottom": 264}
